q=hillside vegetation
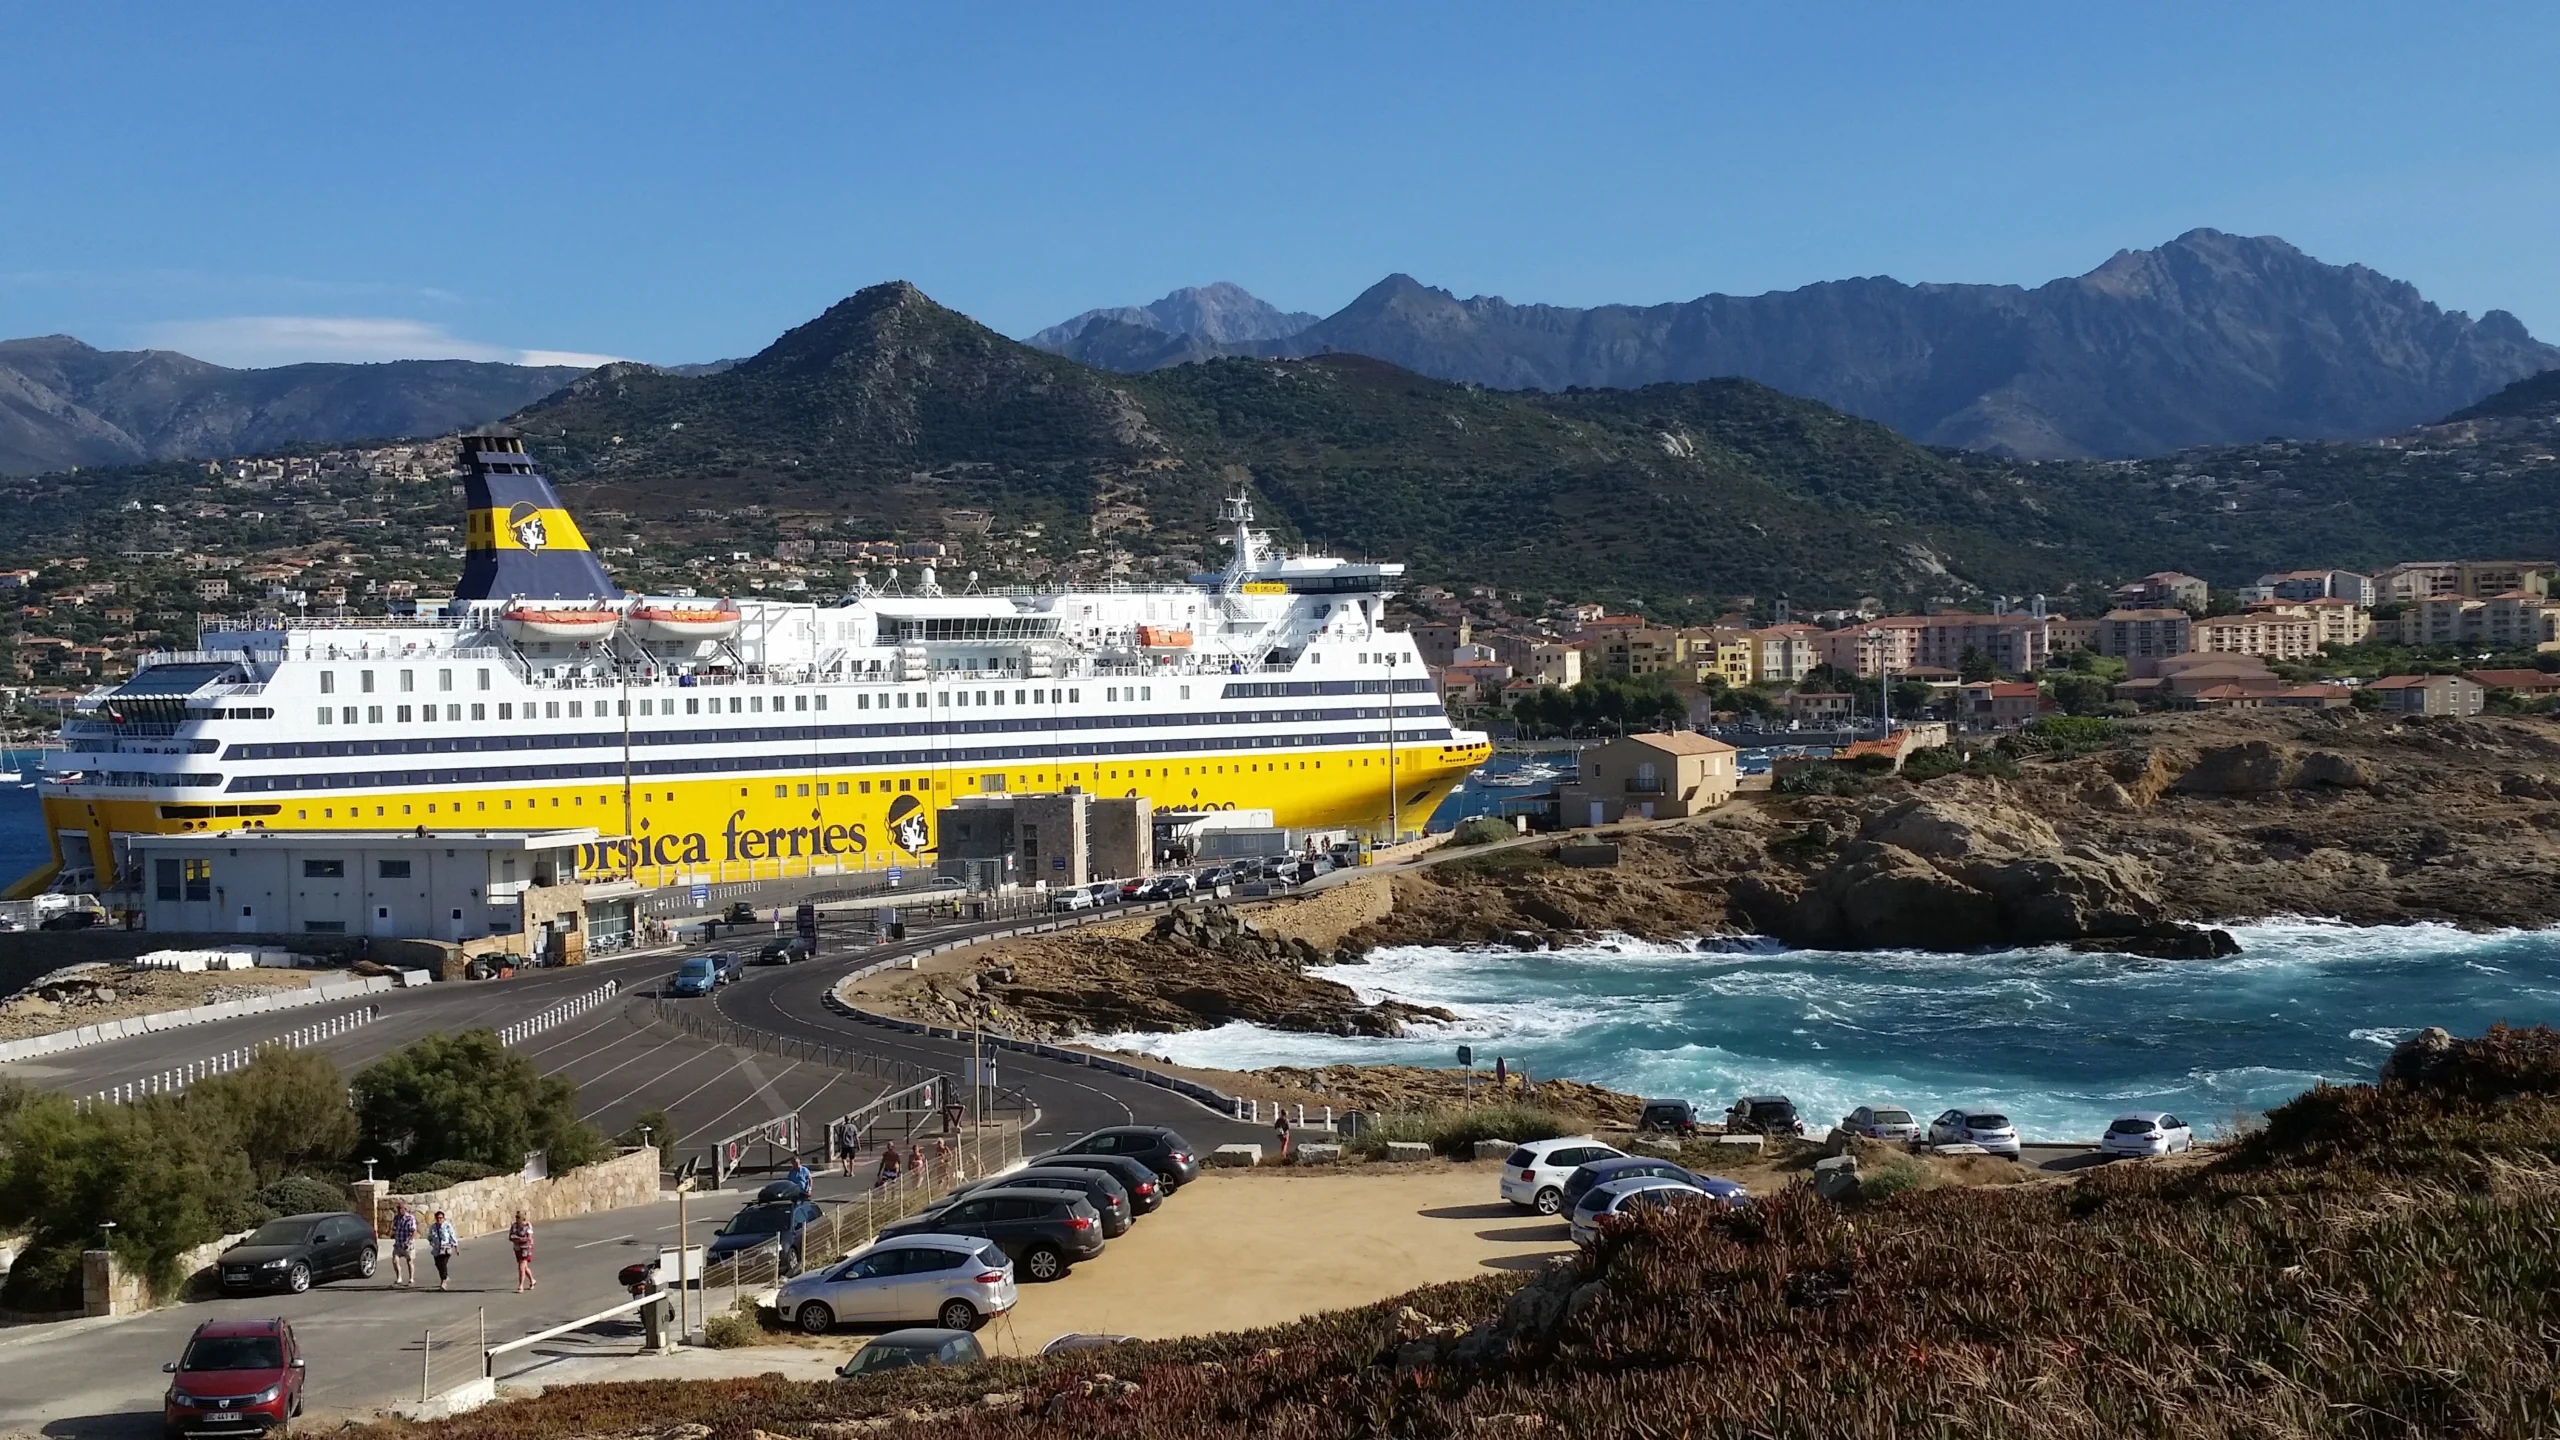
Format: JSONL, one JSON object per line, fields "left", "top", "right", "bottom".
{"left": 507, "top": 281, "right": 2560, "bottom": 612}
{"left": 358, "top": 1023, "right": 2560, "bottom": 1440}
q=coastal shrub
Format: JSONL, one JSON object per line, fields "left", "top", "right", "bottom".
{"left": 0, "top": 1091, "right": 262, "bottom": 1308}
{"left": 391, "top": 1158, "right": 508, "bottom": 1194}
{"left": 702, "top": 1298, "right": 763, "bottom": 1349}
{"left": 353, "top": 1029, "right": 605, "bottom": 1176}
{"left": 187, "top": 1043, "right": 360, "bottom": 1185}
{"left": 254, "top": 1175, "right": 351, "bottom": 1219}
{"left": 1345, "top": 1103, "right": 1582, "bottom": 1159}
{"left": 1852, "top": 1156, "right": 1932, "bottom": 1203}
{"left": 1775, "top": 763, "right": 1873, "bottom": 797}
{"left": 2001, "top": 713, "right": 2119, "bottom": 756}
{"left": 1901, "top": 745, "right": 2022, "bottom": 783}
{"left": 1449, "top": 816, "right": 1513, "bottom": 847}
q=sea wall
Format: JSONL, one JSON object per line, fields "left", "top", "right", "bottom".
{"left": 360, "top": 1146, "right": 661, "bottom": 1241}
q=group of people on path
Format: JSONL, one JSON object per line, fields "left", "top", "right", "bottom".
{"left": 832, "top": 1115, "right": 956, "bottom": 1191}
{"left": 385, "top": 1200, "right": 537, "bottom": 1293}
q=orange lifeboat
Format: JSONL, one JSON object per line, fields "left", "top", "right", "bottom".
{"left": 627, "top": 602, "right": 744, "bottom": 642}
{"left": 501, "top": 606, "right": 622, "bottom": 643}
{"left": 1135, "top": 625, "right": 1194, "bottom": 649}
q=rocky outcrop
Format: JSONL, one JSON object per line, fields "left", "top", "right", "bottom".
{"left": 901, "top": 904, "right": 1454, "bottom": 1041}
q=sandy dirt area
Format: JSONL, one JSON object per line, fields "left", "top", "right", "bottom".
{"left": 983, "top": 1164, "right": 1570, "bottom": 1355}
{"left": 0, "top": 964, "right": 319, "bottom": 1042}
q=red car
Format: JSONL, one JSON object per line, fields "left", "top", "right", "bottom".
{"left": 162, "top": 1317, "right": 303, "bottom": 1438}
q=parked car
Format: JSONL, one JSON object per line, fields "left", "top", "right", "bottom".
{"left": 1043, "top": 1125, "right": 1202, "bottom": 1191}
{"left": 755, "top": 936, "right": 811, "bottom": 965}
{"left": 1635, "top": 1098, "right": 1700, "bottom": 1135}
{"left": 1558, "top": 1155, "right": 1709, "bottom": 1216}
{"left": 1725, "top": 1095, "right": 1807, "bottom": 1138}
{"left": 1156, "top": 872, "right": 1195, "bottom": 899}
{"left": 1049, "top": 887, "right": 1097, "bottom": 912}
{"left": 1841, "top": 1104, "right": 1922, "bottom": 1144}
{"left": 163, "top": 1317, "right": 305, "bottom": 1436}
{"left": 1086, "top": 882, "right": 1125, "bottom": 906}
{"left": 836, "top": 1327, "right": 986, "bottom": 1378}
{"left": 2099, "top": 1111, "right": 2194, "bottom": 1158}
{"left": 876, "top": 1187, "right": 1105, "bottom": 1282}
{"left": 723, "top": 902, "right": 758, "bottom": 924}
{"left": 710, "top": 951, "right": 745, "bottom": 985}
{"left": 777, "top": 1235, "right": 1016, "bottom": 1334}
{"left": 927, "top": 876, "right": 968, "bottom": 895}
{"left": 707, "top": 1196, "right": 825, "bottom": 1275}
{"left": 1021, "top": 1151, "right": 1166, "bottom": 1214}
{"left": 217, "top": 1212, "right": 376, "bottom": 1294}
{"left": 1567, "top": 1176, "right": 1714, "bottom": 1247}
{"left": 1040, "top": 1332, "right": 1138, "bottom": 1356}
{"left": 39, "top": 909, "right": 99, "bottom": 931}
{"left": 668, "top": 955, "right": 719, "bottom": 997}
{"left": 938, "top": 1166, "right": 1133, "bottom": 1236}
{"left": 1498, "top": 1136, "right": 1626, "bottom": 1215}
{"left": 1927, "top": 1109, "right": 2023, "bottom": 1158}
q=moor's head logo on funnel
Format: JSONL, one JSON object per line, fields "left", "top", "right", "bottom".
{"left": 886, "top": 794, "right": 933, "bottom": 856}
{"left": 507, "top": 502, "right": 550, "bottom": 551}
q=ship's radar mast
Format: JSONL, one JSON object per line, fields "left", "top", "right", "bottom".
{"left": 1219, "top": 487, "right": 1271, "bottom": 591}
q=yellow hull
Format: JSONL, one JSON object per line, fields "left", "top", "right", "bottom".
{"left": 26, "top": 737, "right": 1489, "bottom": 894}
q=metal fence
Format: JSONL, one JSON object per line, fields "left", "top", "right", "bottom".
{"left": 78, "top": 1007, "right": 380, "bottom": 1110}
{"left": 497, "top": 981, "right": 619, "bottom": 1046}
{"left": 418, "top": 1311, "right": 487, "bottom": 1403}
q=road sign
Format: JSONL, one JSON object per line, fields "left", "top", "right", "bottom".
{"left": 690, "top": 884, "right": 710, "bottom": 905}
{"left": 1456, "top": 1045, "right": 1474, "bottom": 1067}
{"left": 887, "top": 866, "right": 905, "bottom": 885}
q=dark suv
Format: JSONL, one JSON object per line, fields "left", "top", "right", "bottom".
{"left": 708, "top": 1196, "right": 825, "bottom": 1274}
{"left": 755, "top": 936, "right": 811, "bottom": 965}
{"left": 1045, "top": 1125, "right": 1202, "bottom": 1191}
{"left": 217, "top": 1212, "right": 376, "bottom": 1294}
{"left": 1725, "top": 1094, "right": 1806, "bottom": 1138}
{"left": 163, "top": 1317, "right": 304, "bottom": 1437}
{"left": 877, "top": 1186, "right": 1104, "bottom": 1281}
{"left": 1014, "top": 1151, "right": 1165, "bottom": 1214}
{"left": 1637, "top": 1098, "right": 1699, "bottom": 1135}
{"left": 940, "top": 1166, "right": 1132, "bottom": 1236}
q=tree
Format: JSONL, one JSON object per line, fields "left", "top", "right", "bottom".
{"left": 353, "top": 1030, "right": 604, "bottom": 1175}
{"left": 0, "top": 1092, "right": 261, "bottom": 1308}
{"left": 189, "top": 1044, "right": 360, "bottom": 1185}
{"left": 1958, "top": 647, "right": 1999, "bottom": 682}
{"left": 2051, "top": 673, "right": 2115, "bottom": 716}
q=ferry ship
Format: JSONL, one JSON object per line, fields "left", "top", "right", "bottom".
{"left": 10, "top": 437, "right": 1491, "bottom": 900}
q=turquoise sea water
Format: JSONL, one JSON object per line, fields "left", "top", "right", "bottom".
{"left": 1079, "top": 921, "right": 2560, "bottom": 1141}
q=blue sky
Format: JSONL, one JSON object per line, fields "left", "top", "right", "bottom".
{"left": 3, "top": 3, "right": 2554, "bottom": 368}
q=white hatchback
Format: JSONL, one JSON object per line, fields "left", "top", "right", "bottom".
{"left": 1498, "top": 1137, "right": 1626, "bottom": 1215}
{"left": 2099, "top": 1112, "right": 2194, "bottom": 1157}
{"left": 1926, "top": 1109, "right": 2023, "bottom": 1158}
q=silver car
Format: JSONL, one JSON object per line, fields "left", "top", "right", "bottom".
{"left": 1567, "top": 1176, "right": 1713, "bottom": 1247}
{"left": 776, "top": 1234, "right": 1017, "bottom": 1334}
{"left": 1926, "top": 1108, "right": 2023, "bottom": 1158}
{"left": 1841, "top": 1104, "right": 1921, "bottom": 1144}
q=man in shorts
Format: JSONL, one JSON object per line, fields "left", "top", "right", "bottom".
{"left": 388, "top": 1201, "right": 418, "bottom": 1288}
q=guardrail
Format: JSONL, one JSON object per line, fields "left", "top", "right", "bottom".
{"left": 0, "top": 973, "right": 397, "bottom": 1065}
{"left": 497, "top": 981, "right": 619, "bottom": 1046}
{"left": 79, "top": 1006, "right": 381, "bottom": 1109}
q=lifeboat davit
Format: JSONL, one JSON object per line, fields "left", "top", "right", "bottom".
{"left": 1135, "top": 625, "right": 1194, "bottom": 649}
{"left": 501, "top": 606, "right": 622, "bottom": 643}
{"left": 627, "top": 602, "right": 744, "bottom": 643}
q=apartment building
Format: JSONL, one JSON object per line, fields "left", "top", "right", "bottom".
{"left": 2191, "top": 612, "right": 2319, "bottom": 661}
{"left": 2373, "top": 562, "right": 2460, "bottom": 603}
{"left": 2459, "top": 561, "right": 2556, "bottom": 600}
{"left": 2250, "top": 597, "right": 2372, "bottom": 647}
{"left": 1814, "top": 617, "right": 1923, "bottom": 677}
{"left": 2400, "top": 594, "right": 2560, "bottom": 650}
{"left": 2364, "top": 674, "right": 2487, "bottom": 717}
{"left": 2112, "top": 571, "right": 2209, "bottom": 611}
{"left": 2257, "top": 569, "right": 2376, "bottom": 606}
{"left": 2098, "top": 609, "right": 2195, "bottom": 675}
{"left": 1750, "top": 625, "right": 1823, "bottom": 684}
{"left": 2047, "top": 617, "right": 2101, "bottom": 654}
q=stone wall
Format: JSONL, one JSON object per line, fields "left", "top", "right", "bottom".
{"left": 366, "top": 1146, "right": 661, "bottom": 1241}
{"left": 83, "top": 1226, "right": 255, "bottom": 1317}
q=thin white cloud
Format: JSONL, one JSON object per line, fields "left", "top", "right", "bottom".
{"left": 132, "top": 315, "right": 624, "bottom": 370}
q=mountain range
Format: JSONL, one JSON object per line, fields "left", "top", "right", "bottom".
{"left": 0, "top": 337, "right": 590, "bottom": 474}
{"left": 497, "top": 280, "right": 2560, "bottom": 612}
{"left": 1032, "top": 231, "right": 2560, "bottom": 460}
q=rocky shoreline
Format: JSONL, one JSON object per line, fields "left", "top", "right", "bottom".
{"left": 863, "top": 710, "right": 2560, "bottom": 1059}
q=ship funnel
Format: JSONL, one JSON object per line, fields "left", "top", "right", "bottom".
{"left": 452, "top": 435, "right": 623, "bottom": 601}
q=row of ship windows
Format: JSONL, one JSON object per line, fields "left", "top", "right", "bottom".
{"left": 311, "top": 684, "right": 1167, "bottom": 727}
{"left": 237, "top": 703, "right": 1446, "bottom": 760}
{"left": 216, "top": 727, "right": 1457, "bottom": 795}
{"left": 255, "top": 751, "right": 1417, "bottom": 821}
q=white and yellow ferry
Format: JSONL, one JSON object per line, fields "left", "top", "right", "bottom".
{"left": 12, "top": 436, "right": 1490, "bottom": 900}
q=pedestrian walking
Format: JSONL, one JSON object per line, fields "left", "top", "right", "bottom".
{"left": 834, "top": 1118, "right": 861, "bottom": 1176}
{"left": 426, "top": 1211, "right": 459, "bottom": 1291}
{"left": 786, "top": 1156, "right": 813, "bottom": 1196}
{"left": 875, "top": 1146, "right": 902, "bottom": 1189}
{"left": 508, "top": 1211, "right": 536, "bottom": 1292}
{"left": 906, "top": 1142, "right": 925, "bottom": 1180}
{"left": 388, "top": 1202, "right": 418, "bottom": 1288}
{"left": 1274, "top": 1109, "right": 1293, "bottom": 1160}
